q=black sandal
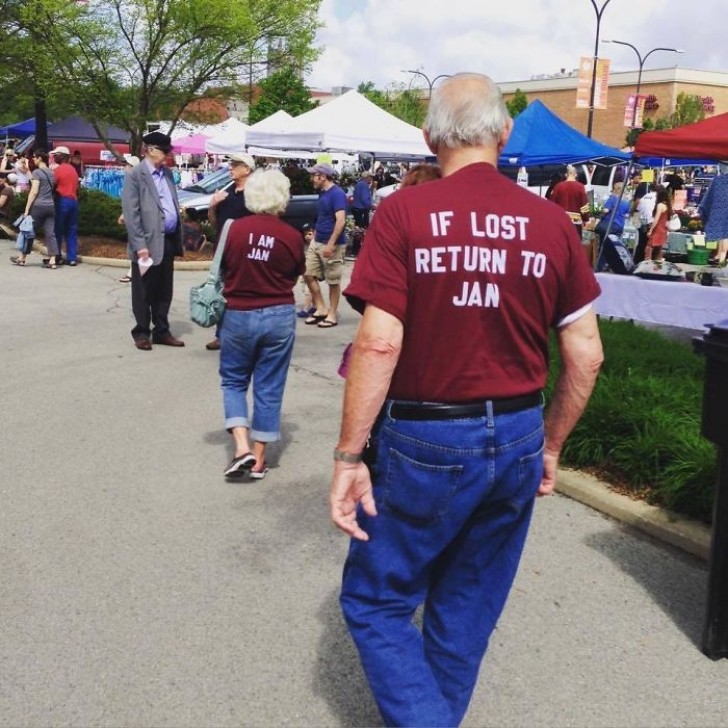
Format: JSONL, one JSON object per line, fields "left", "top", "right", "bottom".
{"left": 10, "top": 256, "right": 25, "bottom": 266}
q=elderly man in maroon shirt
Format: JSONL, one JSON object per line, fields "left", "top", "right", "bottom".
{"left": 329, "top": 73, "right": 603, "bottom": 727}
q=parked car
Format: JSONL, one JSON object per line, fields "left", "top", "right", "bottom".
{"left": 178, "top": 168, "right": 318, "bottom": 231}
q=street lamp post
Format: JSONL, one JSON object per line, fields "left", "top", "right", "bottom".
{"left": 402, "top": 69, "right": 451, "bottom": 99}
{"left": 602, "top": 39, "right": 684, "bottom": 128}
{"left": 586, "top": 0, "right": 613, "bottom": 139}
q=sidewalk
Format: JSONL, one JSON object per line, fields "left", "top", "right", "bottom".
{"left": 1, "top": 238, "right": 727, "bottom": 728}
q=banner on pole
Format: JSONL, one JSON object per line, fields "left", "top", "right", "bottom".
{"left": 576, "top": 56, "right": 610, "bottom": 109}
{"left": 623, "top": 95, "right": 646, "bottom": 127}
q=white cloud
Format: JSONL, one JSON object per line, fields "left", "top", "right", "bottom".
{"left": 308, "top": 0, "right": 727, "bottom": 91}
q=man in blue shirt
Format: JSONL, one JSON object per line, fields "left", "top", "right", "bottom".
{"left": 304, "top": 163, "right": 348, "bottom": 329}
{"left": 349, "top": 170, "right": 373, "bottom": 260}
{"left": 121, "top": 131, "right": 185, "bottom": 350}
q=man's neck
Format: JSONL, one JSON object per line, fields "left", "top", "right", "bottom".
{"left": 436, "top": 146, "right": 498, "bottom": 177}
{"left": 321, "top": 179, "right": 334, "bottom": 192}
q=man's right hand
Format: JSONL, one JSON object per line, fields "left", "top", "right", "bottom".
{"left": 330, "top": 462, "right": 378, "bottom": 541}
{"left": 210, "top": 190, "right": 228, "bottom": 207}
{"left": 137, "top": 248, "right": 150, "bottom": 260}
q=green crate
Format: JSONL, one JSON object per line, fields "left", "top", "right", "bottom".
{"left": 687, "top": 248, "right": 711, "bottom": 265}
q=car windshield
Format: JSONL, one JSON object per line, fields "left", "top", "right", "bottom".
{"left": 183, "top": 167, "right": 230, "bottom": 193}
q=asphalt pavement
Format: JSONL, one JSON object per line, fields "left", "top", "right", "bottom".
{"left": 2, "top": 238, "right": 728, "bottom": 728}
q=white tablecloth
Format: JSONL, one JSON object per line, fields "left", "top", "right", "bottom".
{"left": 595, "top": 273, "right": 728, "bottom": 330}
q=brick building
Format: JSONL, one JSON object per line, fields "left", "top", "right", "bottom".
{"left": 500, "top": 67, "right": 728, "bottom": 149}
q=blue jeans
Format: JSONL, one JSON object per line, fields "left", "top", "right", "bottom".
{"left": 219, "top": 305, "right": 296, "bottom": 442}
{"left": 55, "top": 196, "right": 79, "bottom": 262}
{"left": 340, "top": 401, "right": 544, "bottom": 727}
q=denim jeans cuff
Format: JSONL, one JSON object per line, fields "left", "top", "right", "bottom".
{"left": 225, "top": 416, "right": 250, "bottom": 431}
{"left": 250, "top": 428, "right": 280, "bottom": 443}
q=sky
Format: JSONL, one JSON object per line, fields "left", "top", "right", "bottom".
{"left": 307, "top": 0, "right": 727, "bottom": 92}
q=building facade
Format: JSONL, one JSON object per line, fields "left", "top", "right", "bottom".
{"left": 500, "top": 67, "right": 728, "bottom": 149}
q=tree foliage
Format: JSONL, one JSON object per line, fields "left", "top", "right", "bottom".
{"left": 248, "top": 66, "right": 318, "bottom": 124}
{"left": 0, "top": 0, "right": 321, "bottom": 155}
{"left": 357, "top": 81, "right": 426, "bottom": 127}
{"left": 506, "top": 89, "right": 528, "bottom": 118}
{"left": 624, "top": 93, "right": 707, "bottom": 147}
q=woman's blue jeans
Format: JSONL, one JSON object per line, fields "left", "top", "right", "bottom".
{"left": 54, "top": 196, "right": 79, "bottom": 262}
{"left": 340, "top": 401, "right": 544, "bottom": 727}
{"left": 219, "top": 304, "right": 296, "bottom": 442}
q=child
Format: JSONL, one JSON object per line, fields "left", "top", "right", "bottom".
{"left": 182, "top": 208, "right": 207, "bottom": 252}
{"left": 297, "top": 223, "right": 315, "bottom": 317}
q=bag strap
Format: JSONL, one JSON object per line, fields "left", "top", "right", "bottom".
{"left": 208, "top": 218, "right": 234, "bottom": 282}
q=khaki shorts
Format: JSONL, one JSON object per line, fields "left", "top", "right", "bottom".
{"left": 305, "top": 242, "right": 345, "bottom": 285}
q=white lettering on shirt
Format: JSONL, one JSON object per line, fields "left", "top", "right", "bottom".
{"left": 247, "top": 233, "right": 275, "bottom": 261}
{"left": 452, "top": 281, "right": 500, "bottom": 307}
{"left": 414, "top": 210, "right": 548, "bottom": 310}
{"left": 470, "top": 213, "right": 529, "bottom": 240}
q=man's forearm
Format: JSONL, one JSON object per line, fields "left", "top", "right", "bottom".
{"left": 327, "top": 212, "right": 346, "bottom": 246}
{"left": 544, "top": 311, "right": 603, "bottom": 455}
{"left": 336, "top": 309, "right": 403, "bottom": 454}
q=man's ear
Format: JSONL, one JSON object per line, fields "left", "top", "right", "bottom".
{"left": 497, "top": 117, "right": 513, "bottom": 153}
{"left": 423, "top": 129, "right": 438, "bottom": 156}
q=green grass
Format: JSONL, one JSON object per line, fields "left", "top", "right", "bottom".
{"left": 546, "top": 319, "right": 717, "bottom": 522}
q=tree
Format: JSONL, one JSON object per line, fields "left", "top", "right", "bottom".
{"left": 506, "top": 89, "right": 528, "bottom": 118}
{"left": 357, "top": 81, "right": 426, "bottom": 127}
{"left": 0, "top": 0, "right": 322, "bottom": 156}
{"left": 669, "top": 92, "right": 706, "bottom": 128}
{"left": 248, "top": 66, "right": 318, "bottom": 124}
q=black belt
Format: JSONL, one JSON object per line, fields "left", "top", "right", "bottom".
{"left": 389, "top": 392, "right": 542, "bottom": 421}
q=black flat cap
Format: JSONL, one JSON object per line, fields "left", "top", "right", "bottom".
{"left": 142, "top": 131, "right": 173, "bottom": 152}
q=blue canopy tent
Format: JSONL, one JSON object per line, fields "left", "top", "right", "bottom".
{"left": 0, "top": 118, "right": 43, "bottom": 139}
{"left": 45, "top": 115, "right": 128, "bottom": 143}
{"left": 499, "top": 100, "right": 629, "bottom": 167}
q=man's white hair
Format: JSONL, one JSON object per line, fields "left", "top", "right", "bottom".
{"left": 423, "top": 73, "right": 510, "bottom": 150}
{"left": 244, "top": 169, "right": 291, "bottom": 216}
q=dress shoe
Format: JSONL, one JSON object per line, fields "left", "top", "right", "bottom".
{"left": 205, "top": 338, "right": 221, "bottom": 351}
{"left": 153, "top": 334, "right": 185, "bottom": 347}
{"left": 135, "top": 338, "right": 152, "bottom": 351}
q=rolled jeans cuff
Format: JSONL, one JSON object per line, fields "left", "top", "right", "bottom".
{"left": 225, "top": 416, "right": 250, "bottom": 431}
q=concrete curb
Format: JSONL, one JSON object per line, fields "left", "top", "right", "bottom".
{"left": 78, "top": 255, "right": 211, "bottom": 270}
{"left": 555, "top": 467, "right": 711, "bottom": 560}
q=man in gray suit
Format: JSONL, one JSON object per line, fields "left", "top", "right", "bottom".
{"left": 121, "top": 131, "right": 185, "bottom": 350}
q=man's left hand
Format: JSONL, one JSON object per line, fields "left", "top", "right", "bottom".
{"left": 330, "top": 462, "right": 377, "bottom": 540}
{"left": 322, "top": 243, "right": 336, "bottom": 259}
{"left": 538, "top": 448, "right": 559, "bottom": 496}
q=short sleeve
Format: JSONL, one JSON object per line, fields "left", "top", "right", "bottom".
{"left": 344, "top": 196, "right": 409, "bottom": 321}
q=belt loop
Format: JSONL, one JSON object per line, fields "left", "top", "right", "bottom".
{"left": 384, "top": 400, "right": 394, "bottom": 419}
{"left": 486, "top": 399, "right": 494, "bottom": 424}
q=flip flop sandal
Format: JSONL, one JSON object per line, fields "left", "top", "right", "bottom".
{"left": 304, "top": 314, "right": 327, "bottom": 325}
{"left": 119, "top": 275, "right": 132, "bottom": 283}
{"left": 42, "top": 262, "right": 57, "bottom": 269}
{"left": 10, "top": 256, "right": 25, "bottom": 266}
{"left": 249, "top": 465, "right": 269, "bottom": 480}
{"left": 224, "top": 452, "right": 257, "bottom": 478}
{"left": 317, "top": 319, "right": 338, "bottom": 328}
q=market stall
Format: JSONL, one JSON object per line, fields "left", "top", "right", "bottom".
{"left": 595, "top": 272, "right": 728, "bottom": 330}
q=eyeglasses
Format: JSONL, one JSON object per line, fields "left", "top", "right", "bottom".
{"left": 145, "top": 145, "right": 167, "bottom": 153}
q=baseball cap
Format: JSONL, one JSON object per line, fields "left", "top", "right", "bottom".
{"left": 228, "top": 152, "right": 256, "bottom": 169}
{"left": 301, "top": 223, "right": 313, "bottom": 232}
{"left": 123, "top": 154, "right": 140, "bottom": 167}
{"left": 50, "top": 145, "right": 71, "bottom": 156}
{"left": 6, "top": 173, "right": 17, "bottom": 184}
{"left": 361, "top": 170, "right": 372, "bottom": 178}
{"left": 307, "top": 163, "right": 336, "bottom": 178}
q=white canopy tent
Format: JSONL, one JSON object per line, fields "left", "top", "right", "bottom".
{"left": 245, "top": 90, "right": 431, "bottom": 157}
{"left": 204, "top": 118, "right": 250, "bottom": 155}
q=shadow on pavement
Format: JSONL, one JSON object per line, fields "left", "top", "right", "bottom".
{"left": 313, "top": 588, "right": 381, "bottom": 727}
{"left": 585, "top": 527, "right": 707, "bottom": 647}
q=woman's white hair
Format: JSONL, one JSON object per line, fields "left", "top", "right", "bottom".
{"left": 423, "top": 73, "right": 510, "bottom": 150}
{"left": 243, "top": 168, "right": 291, "bottom": 216}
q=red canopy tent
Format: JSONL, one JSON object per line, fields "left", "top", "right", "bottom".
{"left": 634, "top": 111, "right": 728, "bottom": 160}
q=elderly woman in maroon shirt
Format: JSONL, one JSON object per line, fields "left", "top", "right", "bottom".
{"left": 219, "top": 169, "right": 305, "bottom": 480}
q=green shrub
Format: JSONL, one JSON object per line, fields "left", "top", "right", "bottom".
{"left": 8, "top": 187, "right": 126, "bottom": 240}
{"left": 77, "top": 188, "right": 125, "bottom": 240}
{"left": 546, "top": 319, "right": 717, "bottom": 522}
